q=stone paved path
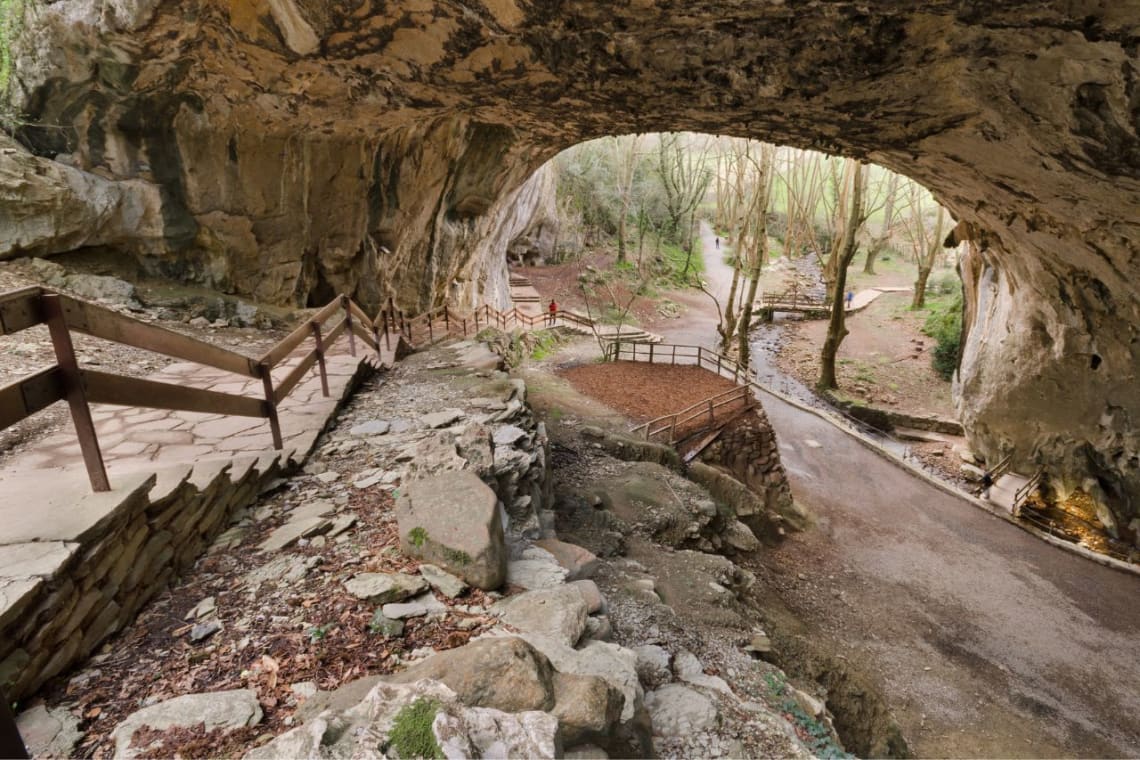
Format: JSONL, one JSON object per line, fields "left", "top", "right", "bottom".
{"left": 1, "top": 334, "right": 379, "bottom": 483}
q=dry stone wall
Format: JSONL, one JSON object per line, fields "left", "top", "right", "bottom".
{"left": 0, "top": 453, "right": 291, "bottom": 701}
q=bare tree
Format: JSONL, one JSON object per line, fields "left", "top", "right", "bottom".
{"left": 818, "top": 159, "right": 868, "bottom": 390}
{"left": 735, "top": 143, "right": 776, "bottom": 368}
{"left": 862, "top": 171, "right": 901, "bottom": 274}
{"left": 656, "top": 133, "right": 713, "bottom": 272}
{"left": 610, "top": 134, "right": 642, "bottom": 265}
{"left": 898, "top": 180, "right": 949, "bottom": 308}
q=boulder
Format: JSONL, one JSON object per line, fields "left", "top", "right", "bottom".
{"left": 552, "top": 672, "right": 625, "bottom": 746}
{"left": 507, "top": 546, "right": 569, "bottom": 590}
{"left": 495, "top": 585, "right": 589, "bottom": 646}
{"left": 723, "top": 520, "right": 761, "bottom": 553}
{"left": 246, "top": 679, "right": 558, "bottom": 760}
{"left": 112, "top": 689, "right": 262, "bottom": 758}
{"left": 534, "top": 538, "right": 599, "bottom": 580}
{"left": 397, "top": 472, "right": 507, "bottom": 590}
{"left": 386, "top": 637, "right": 556, "bottom": 712}
{"left": 522, "top": 635, "right": 643, "bottom": 722}
{"left": 673, "top": 650, "right": 733, "bottom": 696}
{"left": 644, "top": 683, "right": 718, "bottom": 736}
{"left": 343, "top": 572, "right": 428, "bottom": 604}
{"left": 961, "top": 463, "right": 986, "bottom": 482}
{"left": 632, "top": 644, "right": 673, "bottom": 690}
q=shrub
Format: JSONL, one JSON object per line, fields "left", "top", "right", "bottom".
{"left": 926, "top": 270, "right": 960, "bottom": 296}
{"left": 923, "top": 295, "right": 963, "bottom": 380}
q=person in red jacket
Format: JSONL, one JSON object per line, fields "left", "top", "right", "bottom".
{"left": 547, "top": 299, "right": 558, "bottom": 326}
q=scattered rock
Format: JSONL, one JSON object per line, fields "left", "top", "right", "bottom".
{"left": 290, "top": 681, "right": 319, "bottom": 701}
{"left": 111, "top": 689, "right": 262, "bottom": 758}
{"left": 803, "top": 439, "right": 823, "bottom": 449}
{"left": 349, "top": 420, "right": 390, "bottom": 436}
{"left": 493, "top": 424, "right": 528, "bottom": 446}
{"left": 367, "top": 610, "right": 405, "bottom": 638}
{"left": 421, "top": 409, "right": 464, "bottom": 428}
{"left": 744, "top": 632, "right": 772, "bottom": 655}
{"left": 723, "top": 520, "right": 761, "bottom": 553}
{"left": 184, "top": 596, "right": 216, "bottom": 620}
{"left": 315, "top": 471, "right": 340, "bottom": 484}
{"left": 673, "top": 650, "right": 732, "bottom": 696}
{"left": 522, "top": 636, "right": 642, "bottom": 722}
{"left": 419, "top": 563, "right": 469, "bottom": 598}
{"left": 791, "top": 687, "right": 826, "bottom": 719}
{"left": 382, "top": 592, "right": 447, "bottom": 619}
{"left": 960, "top": 462, "right": 985, "bottom": 481}
{"left": 189, "top": 619, "right": 223, "bottom": 643}
{"left": 343, "top": 572, "right": 428, "bottom": 604}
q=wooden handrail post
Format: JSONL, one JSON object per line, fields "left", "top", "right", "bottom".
{"left": 428, "top": 316, "right": 434, "bottom": 342}
{"left": 463, "top": 318, "right": 468, "bottom": 336}
{"left": 42, "top": 294, "right": 110, "bottom": 492}
{"left": 258, "top": 363, "right": 285, "bottom": 449}
{"left": 341, "top": 295, "right": 357, "bottom": 357}
{"left": 444, "top": 308, "right": 449, "bottom": 331}
{"left": 381, "top": 309, "right": 392, "bottom": 351}
{"left": 372, "top": 324, "right": 383, "bottom": 361}
{"left": 708, "top": 399, "right": 715, "bottom": 423}
{"left": 309, "top": 320, "right": 330, "bottom": 397}
{"left": 474, "top": 309, "right": 480, "bottom": 331}
{"left": 649, "top": 343, "right": 655, "bottom": 363}
{"left": 0, "top": 688, "right": 28, "bottom": 760}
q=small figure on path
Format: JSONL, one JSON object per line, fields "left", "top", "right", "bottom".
{"left": 715, "top": 236, "right": 720, "bottom": 249}
{"left": 845, "top": 290, "right": 855, "bottom": 309}
{"left": 980, "top": 471, "right": 994, "bottom": 501}
{"left": 547, "top": 299, "right": 557, "bottom": 326}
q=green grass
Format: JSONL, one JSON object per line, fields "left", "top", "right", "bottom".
{"left": 409, "top": 527, "right": 428, "bottom": 548}
{"left": 659, "top": 240, "right": 704, "bottom": 284}
{"left": 529, "top": 330, "right": 560, "bottom": 360}
{"left": 388, "top": 698, "right": 444, "bottom": 759}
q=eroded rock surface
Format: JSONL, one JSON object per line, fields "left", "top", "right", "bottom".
{"left": 4, "top": 1, "right": 1139, "bottom": 523}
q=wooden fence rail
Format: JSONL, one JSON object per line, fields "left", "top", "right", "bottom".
{"left": 630, "top": 385, "right": 751, "bottom": 444}
{"left": 0, "top": 286, "right": 611, "bottom": 494}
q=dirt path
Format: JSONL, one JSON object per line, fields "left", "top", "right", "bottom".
{"left": 643, "top": 229, "right": 1140, "bottom": 757}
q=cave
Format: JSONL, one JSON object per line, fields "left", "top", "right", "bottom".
{"left": 2, "top": 1, "right": 1137, "bottom": 532}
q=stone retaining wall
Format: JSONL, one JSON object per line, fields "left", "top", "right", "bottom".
{"left": 827, "top": 395, "right": 963, "bottom": 436}
{"left": 697, "top": 407, "right": 807, "bottom": 534}
{"left": 0, "top": 453, "right": 293, "bottom": 701}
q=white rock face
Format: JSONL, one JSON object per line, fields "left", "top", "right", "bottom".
{"left": 645, "top": 683, "right": 718, "bottom": 736}
{"left": 112, "top": 689, "right": 262, "bottom": 758}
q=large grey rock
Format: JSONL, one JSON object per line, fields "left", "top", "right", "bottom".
{"left": 534, "top": 538, "right": 599, "bottom": 581}
{"left": 632, "top": 644, "right": 673, "bottom": 690}
{"left": 522, "top": 635, "right": 643, "bottom": 722}
{"left": 645, "top": 683, "right": 718, "bottom": 737}
{"left": 16, "top": 704, "right": 82, "bottom": 758}
{"left": 673, "top": 650, "right": 733, "bottom": 696}
{"left": 552, "top": 672, "right": 625, "bottom": 746}
{"left": 397, "top": 472, "right": 507, "bottom": 590}
{"left": 245, "top": 679, "right": 558, "bottom": 760}
{"left": 386, "top": 637, "right": 555, "bottom": 713}
{"left": 343, "top": 572, "right": 428, "bottom": 604}
{"left": 506, "top": 546, "right": 569, "bottom": 590}
{"left": 112, "top": 689, "right": 262, "bottom": 758}
{"left": 495, "top": 585, "right": 589, "bottom": 646}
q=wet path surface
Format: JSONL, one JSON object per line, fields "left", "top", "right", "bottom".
{"left": 656, "top": 227, "right": 1140, "bottom": 757}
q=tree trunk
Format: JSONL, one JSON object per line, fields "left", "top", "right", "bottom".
{"left": 617, "top": 214, "right": 627, "bottom": 264}
{"left": 818, "top": 162, "right": 865, "bottom": 390}
{"left": 912, "top": 266, "right": 932, "bottom": 308}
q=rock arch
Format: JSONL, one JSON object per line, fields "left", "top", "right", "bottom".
{"left": 5, "top": 1, "right": 1139, "bottom": 531}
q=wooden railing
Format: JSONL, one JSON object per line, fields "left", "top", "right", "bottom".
{"left": 629, "top": 385, "right": 751, "bottom": 444}
{"left": 760, "top": 290, "right": 829, "bottom": 312}
{"left": 0, "top": 288, "right": 387, "bottom": 493}
{"left": 0, "top": 286, "right": 612, "bottom": 494}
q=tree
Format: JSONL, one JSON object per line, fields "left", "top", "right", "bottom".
{"left": 609, "top": 134, "right": 642, "bottom": 264}
{"left": 655, "top": 133, "right": 712, "bottom": 271}
{"left": 735, "top": 143, "right": 775, "bottom": 368}
{"left": 818, "top": 159, "right": 867, "bottom": 390}
{"left": 898, "top": 180, "right": 949, "bottom": 308}
{"left": 862, "top": 171, "right": 901, "bottom": 274}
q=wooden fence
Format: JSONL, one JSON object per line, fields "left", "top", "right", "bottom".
{"left": 629, "top": 385, "right": 751, "bottom": 445}
{"left": 0, "top": 287, "right": 612, "bottom": 495}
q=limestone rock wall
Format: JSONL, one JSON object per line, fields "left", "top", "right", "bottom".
{"left": 4, "top": 0, "right": 1139, "bottom": 524}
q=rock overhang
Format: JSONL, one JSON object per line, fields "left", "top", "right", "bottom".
{"left": 5, "top": 0, "right": 1140, "bottom": 527}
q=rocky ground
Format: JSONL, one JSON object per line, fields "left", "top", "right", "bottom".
{"left": 17, "top": 333, "right": 844, "bottom": 759}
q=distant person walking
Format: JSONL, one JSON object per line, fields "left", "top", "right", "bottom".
{"left": 715, "top": 236, "right": 720, "bottom": 249}
{"left": 547, "top": 299, "right": 557, "bottom": 326}
{"left": 845, "top": 290, "right": 855, "bottom": 309}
